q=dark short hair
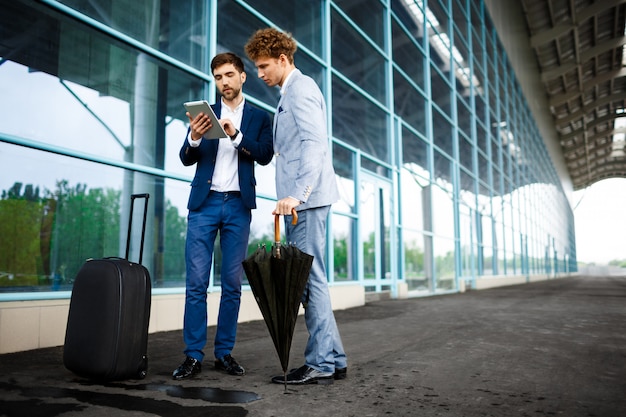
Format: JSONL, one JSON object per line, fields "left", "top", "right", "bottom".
{"left": 210, "top": 52, "right": 245, "bottom": 74}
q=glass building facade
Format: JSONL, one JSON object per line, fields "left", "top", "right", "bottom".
{"left": 0, "top": 0, "right": 576, "bottom": 302}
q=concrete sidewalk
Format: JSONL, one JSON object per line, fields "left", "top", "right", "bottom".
{"left": 1, "top": 275, "right": 625, "bottom": 416}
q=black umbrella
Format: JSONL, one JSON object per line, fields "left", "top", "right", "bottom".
{"left": 242, "top": 209, "right": 313, "bottom": 389}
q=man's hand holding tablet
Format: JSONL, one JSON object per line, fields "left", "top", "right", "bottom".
{"left": 183, "top": 100, "right": 229, "bottom": 140}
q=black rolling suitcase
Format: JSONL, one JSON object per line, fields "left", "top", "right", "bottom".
{"left": 64, "top": 193, "right": 151, "bottom": 381}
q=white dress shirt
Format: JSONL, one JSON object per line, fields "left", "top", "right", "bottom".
{"left": 188, "top": 98, "right": 244, "bottom": 192}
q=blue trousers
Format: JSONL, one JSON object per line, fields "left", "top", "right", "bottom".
{"left": 183, "top": 191, "right": 250, "bottom": 362}
{"left": 284, "top": 206, "right": 347, "bottom": 373}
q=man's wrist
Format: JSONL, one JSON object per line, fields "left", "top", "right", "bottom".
{"left": 229, "top": 129, "right": 239, "bottom": 141}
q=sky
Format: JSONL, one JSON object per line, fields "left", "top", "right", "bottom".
{"left": 572, "top": 177, "right": 626, "bottom": 265}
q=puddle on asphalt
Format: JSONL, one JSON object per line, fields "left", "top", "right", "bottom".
{"left": 143, "top": 383, "right": 260, "bottom": 403}
{"left": 0, "top": 381, "right": 251, "bottom": 417}
{"left": 92, "top": 381, "right": 260, "bottom": 404}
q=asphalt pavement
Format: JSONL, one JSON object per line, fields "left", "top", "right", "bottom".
{"left": 1, "top": 274, "right": 625, "bottom": 417}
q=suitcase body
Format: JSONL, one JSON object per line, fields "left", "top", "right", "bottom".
{"left": 64, "top": 194, "right": 151, "bottom": 381}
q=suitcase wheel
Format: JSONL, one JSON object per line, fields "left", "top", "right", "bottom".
{"left": 136, "top": 355, "right": 148, "bottom": 379}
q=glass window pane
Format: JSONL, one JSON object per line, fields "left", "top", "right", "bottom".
{"left": 402, "top": 126, "right": 429, "bottom": 175}
{"left": 457, "top": 96, "right": 472, "bottom": 138}
{"left": 392, "top": 20, "right": 425, "bottom": 89}
{"left": 333, "top": 143, "right": 356, "bottom": 213}
{"left": 431, "top": 65, "right": 452, "bottom": 116}
{"left": 403, "top": 230, "right": 428, "bottom": 291}
{"left": 434, "top": 235, "right": 456, "bottom": 290}
{"left": 332, "top": 76, "right": 389, "bottom": 162}
{"left": 391, "top": 0, "right": 425, "bottom": 41}
{"left": 432, "top": 108, "right": 453, "bottom": 158}
{"left": 0, "top": 9, "right": 216, "bottom": 177}
{"left": 477, "top": 150, "right": 489, "bottom": 184}
{"left": 57, "top": 0, "right": 210, "bottom": 69}
{"left": 431, "top": 183, "right": 454, "bottom": 239}
{"left": 332, "top": 214, "right": 357, "bottom": 282}
{"left": 400, "top": 169, "right": 425, "bottom": 232}
{"left": 476, "top": 120, "right": 488, "bottom": 155}
{"left": 0, "top": 142, "right": 193, "bottom": 292}
{"left": 332, "top": 10, "right": 386, "bottom": 103}
{"left": 459, "top": 203, "right": 475, "bottom": 279}
{"left": 459, "top": 133, "right": 474, "bottom": 172}
{"left": 459, "top": 167, "right": 476, "bottom": 205}
{"left": 394, "top": 70, "right": 427, "bottom": 134}
{"left": 333, "top": 0, "right": 385, "bottom": 47}
{"left": 241, "top": 0, "right": 323, "bottom": 56}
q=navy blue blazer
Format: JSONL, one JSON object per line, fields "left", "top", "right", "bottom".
{"left": 180, "top": 100, "right": 273, "bottom": 211}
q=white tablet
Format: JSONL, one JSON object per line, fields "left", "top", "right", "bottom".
{"left": 183, "top": 100, "right": 228, "bottom": 139}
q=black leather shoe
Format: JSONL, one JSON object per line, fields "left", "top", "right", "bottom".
{"left": 172, "top": 356, "right": 201, "bottom": 380}
{"left": 215, "top": 354, "right": 245, "bottom": 376}
{"left": 334, "top": 367, "right": 347, "bottom": 380}
{"left": 271, "top": 365, "right": 334, "bottom": 385}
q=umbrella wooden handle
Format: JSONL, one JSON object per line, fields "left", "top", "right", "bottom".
{"left": 274, "top": 208, "right": 298, "bottom": 242}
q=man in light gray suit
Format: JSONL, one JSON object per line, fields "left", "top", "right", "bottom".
{"left": 245, "top": 28, "right": 348, "bottom": 385}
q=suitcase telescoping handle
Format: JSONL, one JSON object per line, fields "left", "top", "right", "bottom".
{"left": 125, "top": 193, "right": 150, "bottom": 264}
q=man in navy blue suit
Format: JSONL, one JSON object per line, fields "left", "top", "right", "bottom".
{"left": 173, "top": 52, "right": 273, "bottom": 380}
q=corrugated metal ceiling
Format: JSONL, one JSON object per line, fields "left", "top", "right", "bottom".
{"left": 519, "top": 0, "right": 626, "bottom": 190}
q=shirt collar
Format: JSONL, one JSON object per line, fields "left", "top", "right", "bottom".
{"left": 221, "top": 96, "right": 246, "bottom": 113}
{"left": 280, "top": 69, "right": 297, "bottom": 95}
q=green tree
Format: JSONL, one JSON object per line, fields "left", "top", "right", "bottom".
{"left": 48, "top": 181, "right": 121, "bottom": 286}
{"left": 162, "top": 200, "right": 187, "bottom": 282}
{"left": 333, "top": 233, "right": 349, "bottom": 280}
{"left": 0, "top": 183, "right": 45, "bottom": 287}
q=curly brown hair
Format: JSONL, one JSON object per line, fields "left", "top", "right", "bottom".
{"left": 244, "top": 28, "right": 297, "bottom": 63}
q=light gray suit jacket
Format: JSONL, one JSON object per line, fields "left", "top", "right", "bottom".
{"left": 273, "top": 69, "right": 339, "bottom": 210}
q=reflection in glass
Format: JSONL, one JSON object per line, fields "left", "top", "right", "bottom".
{"left": 391, "top": 0, "right": 425, "bottom": 41}
{"left": 433, "top": 151, "right": 453, "bottom": 189}
{"left": 400, "top": 170, "right": 425, "bottom": 232}
{"left": 459, "top": 168, "right": 476, "bottom": 204}
{"left": 360, "top": 177, "right": 391, "bottom": 287}
{"left": 457, "top": 97, "right": 472, "bottom": 139}
{"left": 392, "top": 20, "right": 425, "bottom": 89}
{"left": 404, "top": 230, "right": 427, "bottom": 291}
{"left": 402, "top": 126, "right": 429, "bottom": 174}
{"left": 430, "top": 65, "right": 452, "bottom": 116}
{"left": 430, "top": 184, "right": 454, "bottom": 239}
{"left": 432, "top": 108, "right": 453, "bottom": 157}
{"left": 480, "top": 213, "right": 494, "bottom": 275}
{"left": 459, "top": 133, "right": 474, "bottom": 173}
{"left": 0, "top": 25, "right": 205, "bottom": 178}
{"left": 333, "top": 143, "right": 356, "bottom": 213}
{"left": 459, "top": 203, "right": 474, "bottom": 280}
{"left": 333, "top": 0, "right": 385, "bottom": 47}
{"left": 394, "top": 70, "right": 427, "bottom": 134}
{"left": 239, "top": 0, "right": 323, "bottom": 56}
{"left": 0, "top": 143, "right": 193, "bottom": 292}
{"left": 434, "top": 235, "right": 456, "bottom": 290}
{"left": 56, "top": 0, "right": 209, "bottom": 69}
{"left": 331, "top": 10, "right": 386, "bottom": 103}
{"left": 332, "top": 214, "right": 357, "bottom": 282}
{"left": 332, "top": 76, "right": 389, "bottom": 163}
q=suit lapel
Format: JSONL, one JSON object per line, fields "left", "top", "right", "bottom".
{"left": 241, "top": 102, "right": 252, "bottom": 136}
{"left": 273, "top": 95, "right": 284, "bottom": 138}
